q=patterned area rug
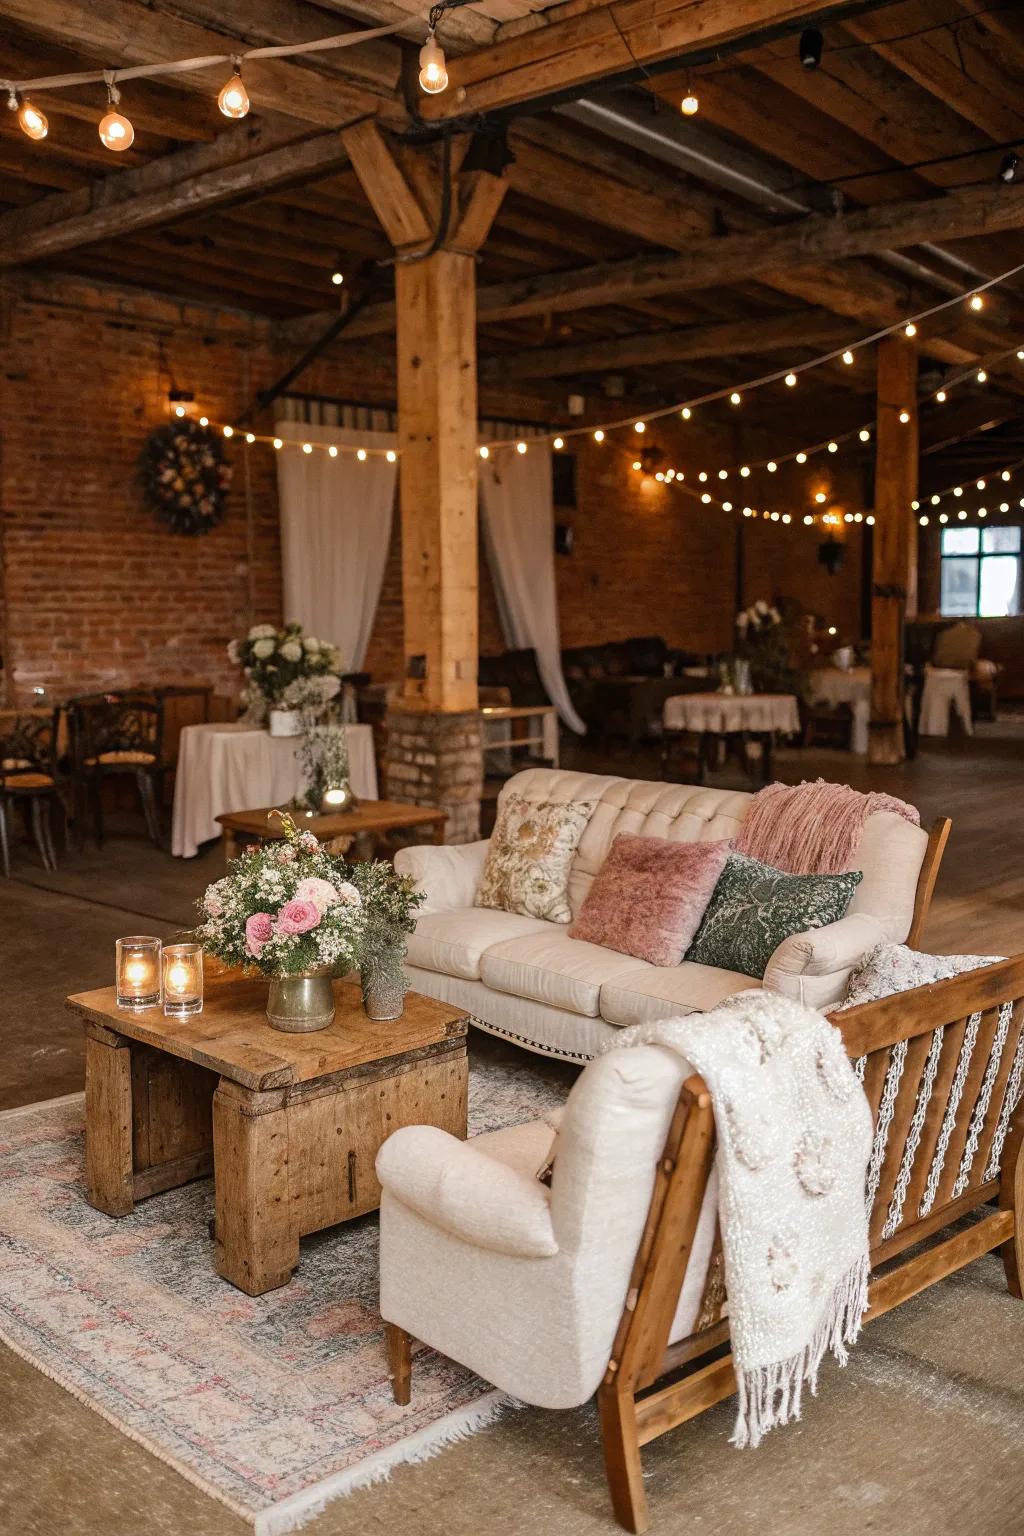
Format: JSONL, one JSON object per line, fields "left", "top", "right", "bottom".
{"left": 0, "top": 1046, "right": 569, "bottom": 1534}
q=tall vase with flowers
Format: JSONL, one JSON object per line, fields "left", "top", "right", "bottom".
{"left": 229, "top": 623, "right": 344, "bottom": 732}
{"left": 195, "top": 812, "right": 363, "bottom": 1032}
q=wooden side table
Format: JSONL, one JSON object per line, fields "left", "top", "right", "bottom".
{"left": 216, "top": 798, "right": 446, "bottom": 864}
{"left": 66, "top": 979, "right": 468, "bottom": 1296}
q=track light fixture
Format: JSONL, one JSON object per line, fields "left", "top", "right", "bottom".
{"left": 800, "top": 28, "right": 823, "bottom": 69}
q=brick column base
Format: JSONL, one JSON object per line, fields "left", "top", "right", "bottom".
{"left": 384, "top": 708, "right": 483, "bottom": 845}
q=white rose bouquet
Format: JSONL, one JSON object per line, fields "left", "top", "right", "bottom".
{"left": 230, "top": 621, "right": 344, "bottom": 720}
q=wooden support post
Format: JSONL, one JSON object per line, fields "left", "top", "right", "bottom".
{"left": 343, "top": 121, "right": 508, "bottom": 715}
{"left": 869, "top": 335, "right": 918, "bottom": 765}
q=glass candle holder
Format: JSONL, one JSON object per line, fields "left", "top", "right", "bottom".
{"left": 162, "top": 943, "right": 204, "bottom": 1018}
{"left": 116, "top": 936, "right": 162, "bottom": 1011}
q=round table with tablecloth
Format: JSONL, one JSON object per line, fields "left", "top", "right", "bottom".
{"left": 807, "top": 665, "right": 872, "bottom": 754}
{"left": 661, "top": 691, "right": 800, "bottom": 784}
{"left": 171, "top": 721, "right": 378, "bottom": 857}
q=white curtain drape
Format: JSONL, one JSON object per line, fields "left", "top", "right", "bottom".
{"left": 275, "top": 421, "right": 396, "bottom": 671}
{"left": 479, "top": 444, "right": 586, "bottom": 733}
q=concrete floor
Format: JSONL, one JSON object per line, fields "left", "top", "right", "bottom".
{"left": 4, "top": 729, "right": 1024, "bottom": 1535}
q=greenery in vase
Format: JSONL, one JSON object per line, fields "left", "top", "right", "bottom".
{"left": 346, "top": 859, "right": 425, "bottom": 992}
{"left": 735, "top": 599, "right": 805, "bottom": 698}
{"left": 194, "top": 812, "right": 364, "bottom": 978}
{"left": 228, "top": 622, "right": 344, "bottom": 718}
{"left": 296, "top": 722, "right": 350, "bottom": 813}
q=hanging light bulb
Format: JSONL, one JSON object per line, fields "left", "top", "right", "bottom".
{"left": 784, "top": 372, "right": 797, "bottom": 388}
{"left": 328, "top": 445, "right": 338, "bottom": 458}
{"left": 302, "top": 442, "right": 313, "bottom": 454}
{"left": 827, "top": 440, "right": 838, "bottom": 453}
{"left": 223, "top": 425, "right": 234, "bottom": 438}
{"left": 9, "top": 92, "right": 48, "bottom": 141}
{"left": 898, "top": 409, "right": 911, "bottom": 423}
{"left": 740, "top": 466, "right": 751, "bottom": 478}
{"left": 767, "top": 461, "right": 778, "bottom": 473}
{"left": 331, "top": 271, "right": 344, "bottom": 287}
{"left": 478, "top": 445, "right": 489, "bottom": 459}
{"left": 99, "top": 75, "right": 134, "bottom": 152}
{"left": 632, "top": 460, "right": 641, "bottom": 471}
{"left": 842, "top": 350, "right": 854, "bottom": 366}
{"left": 977, "top": 368, "right": 988, "bottom": 383}
{"left": 904, "top": 322, "right": 917, "bottom": 338}
{"left": 936, "top": 389, "right": 947, "bottom": 402}
{"left": 859, "top": 428, "right": 871, "bottom": 442}
{"left": 680, "top": 406, "right": 692, "bottom": 420}
{"left": 634, "top": 420, "right": 645, "bottom": 433}
{"left": 969, "top": 292, "right": 984, "bottom": 311}
{"left": 516, "top": 441, "right": 527, "bottom": 455}
{"left": 796, "top": 451, "right": 808, "bottom": 464}
{"left": 593, "top": 429, "right": 605, "bottom": 442}
{"left": 553, "top": 436, "right": 564, "bottom": 450}
{"left": 357, "top": 448, "right": 368, "bottom": 461}
{"left": 273, "top": 437, "right": 283, "bottom": 450}
{"left": 419, "top": 28, "right": 448, "bottom": 94}
{"left": 386, "top": 449, "right": 397, "bottom": 463}
{"left": 730, "top": 391, "right": 742, "bottom": 406}
{"left": 814, "top": 491, "right": 827, "bottom": 504}
{"left": 245, "top": 432, "right": 255, "bottom": 444}
{"left": 218, "top": 59, "right": 250, "bottom": 119}
{"left": 680, "top": 92, "right": 699, "bottom": 116}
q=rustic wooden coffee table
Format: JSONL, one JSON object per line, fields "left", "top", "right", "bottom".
{"left": 215, "top": 799, "right": 446, "bottom": 863}
{"left": 66, "top": 977, "right": 468, "bottom": 1296}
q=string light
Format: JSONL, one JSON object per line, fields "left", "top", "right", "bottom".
{"left": 904, "top": 323, "right": 917, "bottom": 337}
{"left": 516, "top": 441, "right": 527, "bottom": 455}
{"left": 331, "top": 271, "right": 344, "bottom": 286}
{"left": 357, "top": 448, "right": 367, "bottom": 461}
{"left": 245, "top": 432, "right": 255, "bottom": 444}
{"left": 273, "top": 437, "right": 283, "bottom": 450}
{"left": 418, "top": 28, "right": 448, "bottom": 94}
{"left": 859, "top": 429, "right": 870, "bottom": 442}
{"left": 386, "top": 450, "right": 397, "bottom": 463}
{"left": 632, "top": 459, "right": 641, "bottom": 471}
{"left": 681, "top": 92, "right": 699, "bottom": 116}
{"left": 217, "top": 60, "right": 250, "bottom": 119}
{"left": 634, "top": 420, "right": 646, "bottom": 433}
{"left": 784, "top": 372, "right": 797, "bottom": 387}
{"left": 222, "top": 425, "right": 233, "bottom": 438}
{"left": 328, "top": 445, "right": 338, "bottom": 458}
{"left": 969, "top": 293, "right": 984, "bottom": 311}
{"left": 302, "top": 442, "right": 313, "bottom": 454}
{"left": 842, "top": 351, "right": 854, "bottom": 365}
{"left": 99, "top": 96, "right": 134, "bottom": 150}
{"left": 936, "top": 389, "right": 947, "bottom": 402}
{"left": 730, "top": 392, "right": 742, "bottom": 406}
{"left": 7, "top": 91, "right": 48, "bottom": 140}
{"left": 680, "top": 407, "right": 692, "bottom": 420}
{"left": 593, "top": 429, "right": 605, "bottom": 443}
{"left": 899, "top": 409, "right": 911, "bottom": 423}
{"left": 553, "top": 436, "right": 564, "bottom": 450}
{"left": 478, "top": 445, "right": 489, "bottom": 458}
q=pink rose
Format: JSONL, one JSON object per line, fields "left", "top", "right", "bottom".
{"left": 275, "top": 898, "right": 321, "bottom": 935}
{"left": 245, "top": 912, "right": 274, "bottom": 959}
{"left": 294, "top": 876, "right": 340, "bottom": 915}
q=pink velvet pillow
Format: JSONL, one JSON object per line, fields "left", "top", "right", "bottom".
{"left": 568, "top": 834, "right": 731, "bottom": 967}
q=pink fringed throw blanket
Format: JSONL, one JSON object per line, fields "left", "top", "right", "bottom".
{"left": 735, "top": 778, "right": 920, "bottom": 875}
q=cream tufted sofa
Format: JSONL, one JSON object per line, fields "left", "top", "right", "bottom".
{"left": 395, "top": 767, "right": 939, "bottom": 1062}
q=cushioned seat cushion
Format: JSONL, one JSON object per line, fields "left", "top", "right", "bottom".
{"left": 599, "top": 961, "right": 759, "bottom": 1028}
{"left": 480, "top": 930, "right": 653, "bottom": 1017}
{"left": 407, "top": 908, "right": 550, "bottom": 982}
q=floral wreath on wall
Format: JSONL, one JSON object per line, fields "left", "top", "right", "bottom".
{"left": 140, "top": 418, "right": 232, "bottom": 535}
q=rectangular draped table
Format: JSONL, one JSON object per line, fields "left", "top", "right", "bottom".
{"left": 171, "top": 721, "right": 378, "bottom": 857}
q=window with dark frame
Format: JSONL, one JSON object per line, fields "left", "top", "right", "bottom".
{"left": 939, "top": 525, "right": 1022, "bottom": 618}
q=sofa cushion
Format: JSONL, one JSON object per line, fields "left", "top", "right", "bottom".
{"left": 480, "top": 930, "right": 652, "bottom": 1018}
{"left": 600, "top": 962, "right": 758, "bottom": 1028}
{"left": 686, "top": 851, "right": 862, "bottom": 979}
{"left": 568, "top": 833, "right": 731, "bottom": 966}
{"left": 476, "top": 793, "right": 596, "bottom": 923}
{"left": 407, "top": 908, "right": 550, "bottom": 981}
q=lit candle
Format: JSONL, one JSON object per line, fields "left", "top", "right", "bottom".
{"left": 116, "top": 937, "right": 162, "bottom": 1012}
{"left": 162, "top": 944, "right": 204, "bottom": 1019}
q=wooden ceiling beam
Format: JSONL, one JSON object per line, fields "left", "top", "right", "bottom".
{"left": 418, "top": 0, "right": 872, "bottom": 122}
{"left": 0, "top": 0, "right": 396, "bottom": 127}
{"left": 0, "top": 126, "right": 351, "bottom": 266}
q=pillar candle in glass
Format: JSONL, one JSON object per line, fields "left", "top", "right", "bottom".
{"left": 162, "top": 943, "right": 204, "bottom": 1018}
{"left": 116, "top": 936, "right": 162, "bottom": 1011}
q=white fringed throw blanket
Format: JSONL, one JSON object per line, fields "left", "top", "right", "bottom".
{"left": 734, "top": 777, "right": 920, "bottom": 875}
{"left": 612, "top": 991, "right": 873, "bottom": 1447}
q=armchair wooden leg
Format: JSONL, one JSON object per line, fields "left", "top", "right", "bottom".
{"left": 598, "top": 1382, "right": 649, "bottom": 1535}
{"left": 385, "top": 1322, "right": 412, "bottom": 1405}
{"left": 999, "top": 1114, "right": 1024, "bottom": 1299}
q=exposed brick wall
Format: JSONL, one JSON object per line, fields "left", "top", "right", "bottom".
{"left": 1, "top": 275, "right": 871, "bottom": 708}
{"left": 385, "top": 708, "right": 483, "bottom": 844}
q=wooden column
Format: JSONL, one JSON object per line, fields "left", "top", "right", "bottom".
{"left": 869, "top": 335, "right": 918, "bottom": 765}
{"left": 343, "top": 122, "right": 508, "bottom": 713}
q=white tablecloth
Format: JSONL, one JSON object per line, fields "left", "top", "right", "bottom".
{"left": 171, "top": 722, "right": 378, "bottom": 857}
{"left": 808, "top": 666, "right": 871, "bottom": 754}
{"left": 919, "top": 667, "right": 974, "bottom": 738}
{"left": 663, "top": 692, "right": 801, "bottom": 735}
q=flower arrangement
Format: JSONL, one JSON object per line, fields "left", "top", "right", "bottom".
{"left": 195, "top": 812, "right": 363, "bottom": 978}
{"left": 346, "top": 859, "right": 425, "bottom": 1017}
{"left": 140, "top": 419, "right": 232, "bottom": 536}
{"left": 228, "top": 622, "right": 343, "bottom": 721}
{"left": 296, "top": 722, "right": 351, "bottom": 813}
{"left": 735, "top": 598, "right": 803, "bottom": 697}
{"left": 735, "top": 599, "right": 782, "bottom": 636}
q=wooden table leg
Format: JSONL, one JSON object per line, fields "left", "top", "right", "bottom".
{"left": 84, "top": 1025, "right": 134, "bottom": 1217}
{"left": 431, "top": 814, "right": 446, "bottom": 844}
{"left": 222, "top": 828, "right": 237, "bottom": 865}
{"left": 212, "top": 1079, "right": 299, "bottom": 1295}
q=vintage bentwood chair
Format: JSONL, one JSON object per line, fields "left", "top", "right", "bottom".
{"left": 0, "top": 707, "right": 63, "bottom": 876}
{"left": 376, "top": 955, "right": 1024, "bottom": 1533}
{"left": 67, "top": 693, "right": 164, "bottom": 847}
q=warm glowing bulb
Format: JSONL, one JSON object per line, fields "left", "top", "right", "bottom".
{"left": 842, "top": 350, "right": 854, "bottom": 366}
{"left": 218, "top": 69, "right": 250, "bottom": 120}
{"left": 386, "top": 449, "right": 397, "bottom": 463}
{"left": 681, "top": 407, "right": 691, "bottom": 420}
{"left": 273, "top": 437, "right": 283, "bottom": 450}
{"left": 167, "top": 961, "right": 191, "bottom": 993}
{"left": 593, "top": 430, "right": 604, "bottom": 442}
{"left": 331, "top": 271, "right": 344, "bottom": 286}
{"left": 245, "top": 432, "right": 255, "bottom": 444}
{"left": 125, "top": 957, "right": 149, "bottom": 987}
{"left": 698, "top": 471, "right": 708, "bottom": 482}
{"left": 804, "top": 514, "right": 813, "bottom": 525}
{"left": 969, "top": 293, "right": 984, "bottom": 311}
{"left": 740, "top": 466, "right": 751, "bottom": 478}
{"left": 357, "top": 448, "right": 367, "bottom": 461}
{"left": 958, "top": 509, "right": 967, "bottom": 521}
{"left": 843, "top": 512, "right": 854, "bottom": 523}
{"left": 782, "top": 513, "right": 791, "bottom": 524}
{"left": 655, "top": 472, "right": 665, "bottom": 482}
{"left": 953, "top": 486, "right": 963, "bottom": 497}
{"left": 419, "top": 31, "right": 448, "bottom": 93}
{"left": 796, "top": 452, "right": 807, "bottom": 464}
{"left": 17, "top": 100, "right": 48, "bottom": 141}
{"left": 866, "top": 515, "right": 875, "bottom": 525}
{"left": 634, "top": 420, "right": 645, "bottom": 433}
{"left": 223, "top": 425, "right": 233, "bottom": 438}
{"left": 99, "top": 110, "right": 134, "bottom": 151}
{"left": 718, "top": 469, "right": 728, "bottom": 480}
{"left": 1002, "top": 470, "right": 1011, "bottom": 481}
{"left": 977, "top": 479, "right": 986, "bottom": 490}
{"left": 784, "top": 372, "right": 797, "bottom": 388}
{"left": 328, "top": 445, "right": 338, "bottom": 458}
{"left": 478, "top": 445, "right": 489, "bottom": 459}
{"left": 912, "top": 500, "right": 920, "bottom": 510}
{"left": 899, "top": 409, "right": 911, "bottom": 423}
{"left": 722, "top": 500, "right": 732, "bottom": 511}
{"left": 904, "top": 323, "right": 917, "bottom": 337}
{"left": 827, "top": 441, "right": 838, "bottom": 453}
{"left": 859, "top": 429, "right": 870, "bottom": 442}
{"left": 632, "top": 460, "right": 641, "bottom": 471}
{"left": 516, "top": 441, "right": 527, "bottom": 455}
{"left": 199, "top": 416, "right": 209, "bottom": 427}
{"left": 767, "top": 461, "right": 777, "bottom": 473}
{"left": 939, "top": 512, "right": 948, "bottom": 523}
{"left": 302, "top": 442, "right": 313, "bottom": 454}
{"left": 681, "top": 93, "right": 699, "bottom": 116}
{"left": 730, "top": 391, "right": 741, "bottom": 406}
{"left": 701, "top": 492, "right": 711, "bottom": 503}
{"left": 553, "top": 436, "right": 564, "bottom": 450}
{"left": 174, "top": 404, "right": 186, "bottom": 418}
{"left": 936, "top": 390, "right": 947, "bottom": 402}
{"left": 814, "top": 491, "right": 827, "bottom": 504}
{"left": 977, "top": 369, "right": 987, "bottom": 383}
{"left": 770, "top": 512, "right": 780, "bottom": 522}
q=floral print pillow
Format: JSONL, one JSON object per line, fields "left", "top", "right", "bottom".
{"left": 685, "top": 850, "right": 862, "bottom": 980}
{"left": 475, "top": 794, "right": 596, "bottom": 923}
{"left": 838, "top": 943, "right": 1003, "bottom": 1010}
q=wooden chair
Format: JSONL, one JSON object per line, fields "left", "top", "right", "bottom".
{"left": 0, "top": 707, "right": 63, "bottom": 876}
{"left": 67, "top": 692, "right": 165, "bottom": 848}
{"left": 597, "top": 953, "right": 1024, "bottom": 1532}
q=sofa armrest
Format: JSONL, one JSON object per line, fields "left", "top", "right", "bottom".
{"left": 763, "top": 912, "right": 887, "bottom": 1008}
{"left": 377, "top": 1126, "right": 558, "bottom": 1259}
{"left": 394, "top": 839, "right": 490, "bottom": 914}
